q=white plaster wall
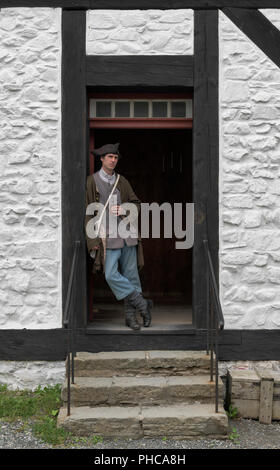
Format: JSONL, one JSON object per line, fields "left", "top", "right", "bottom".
{"left": 219, "top": 359, "right": 280, "bottom": 378}
{"left": 86, "top": 9, "right": 193, "bottom": 55}
{"left": 0, "top": 360, "right": 65, "bottom": 391}
{"left": 219, "top": 9, "right": 280, "bottom": 330}
{"left": 0, "top": 8, "right": 62, "bottom": 330}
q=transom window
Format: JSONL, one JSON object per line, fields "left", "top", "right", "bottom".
{"left": 90, "top": 99, "right": 193, "bottom": 119}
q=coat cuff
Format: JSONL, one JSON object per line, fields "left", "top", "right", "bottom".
{"left": 86, "top": 237, "right": 101, "bottom": 253}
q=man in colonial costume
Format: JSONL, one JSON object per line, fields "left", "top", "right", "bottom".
{"left": 85, "top": 143, "right": 153, "bottom": 330}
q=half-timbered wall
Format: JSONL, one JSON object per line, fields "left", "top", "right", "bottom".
{"left": 1, "top": 6, "right": 280, "bottom": 388}
{"left": 85, "top": 8, "right": 280, "bottom": 332}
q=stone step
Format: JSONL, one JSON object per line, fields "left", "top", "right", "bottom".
{"left": 61, "top": 375, "right": 224, "bottom": 407}
{"left": 70, "top": 350, "right": 213, "bottom": 377}
{"left": 57, "top": 403, "right": 229, "bottom": 439}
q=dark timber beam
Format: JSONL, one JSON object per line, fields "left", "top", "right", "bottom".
{"left": 193, "top": 9, "right": 219, "bottom": 330}
{"left": 0, "top": 1, "right": 280, "bottom": 9}
{"left": 86, "top": 56, "right": 194, "bottom": 88}
{"left": 1, "top": 329, "right": 280, "bottom": 361}
{"left": 62, "top": 10, "right": 88, "bottom": 328}
{"left": 223, "top": 8, "right": 280, "bottom": 70}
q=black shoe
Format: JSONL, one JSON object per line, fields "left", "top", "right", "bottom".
{"left": 126, "top": 291, "right": 153, "bottom": 328}
{"left": 124, "top": 296, "right": 141, "bottom": 330}
{"left": 125, "top": 315, "right": 141, "bottom": 330}
{"left": 140, "top": 298, "right": 153, "bottom": 327}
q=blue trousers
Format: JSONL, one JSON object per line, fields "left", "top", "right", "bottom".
{"left": 104, "top": 244, "right": 142, "bottom": 301}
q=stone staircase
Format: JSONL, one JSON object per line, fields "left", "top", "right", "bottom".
{"left": 57, "top": 350, "right": 229, "bottom": 439}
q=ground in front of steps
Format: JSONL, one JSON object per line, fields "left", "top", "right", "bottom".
{"left": 1, "top": 417, "right": 280, "bottom": 449}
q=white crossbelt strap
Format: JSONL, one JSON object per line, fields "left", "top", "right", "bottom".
{"left": 95, "top": 173, "right": 120, "bottom": 238}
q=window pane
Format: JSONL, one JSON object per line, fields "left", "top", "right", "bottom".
{"left": 96, "top": 101, "right": 111, "bottom": 117}
{"left": 115, "top": 101, "right": 130, "bottom": 117}
{"left": 171, "top": 101, "right": 186, "bottom": 118}
{"left": 152, "top": 101, "right": 167, "bottom": 118}
{"left": 89, "top": 99, "right": 95, "bottom": 118}
{"left": 133, "top": 101, "right": 149, "bottom": 117}
{"left": 186, "top": 100, "right": 192, "bottom": 118}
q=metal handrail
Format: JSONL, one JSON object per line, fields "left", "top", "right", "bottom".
{"left": 203, "top": 239, "right": 224, "bottom": 413}
{"left": 63, "top": 240, "right": 80, "bottom": 416}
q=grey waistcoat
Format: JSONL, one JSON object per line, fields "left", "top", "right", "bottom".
{"left": 93, "top": 171, "right": 138, "bottom": 250}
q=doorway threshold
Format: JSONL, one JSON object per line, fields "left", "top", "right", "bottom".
{"left": 86, "top": 302, "right": 195, "bottom": 335}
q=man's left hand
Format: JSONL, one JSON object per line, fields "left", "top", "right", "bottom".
{"left": 110, "top": 205, "right": 126, "bottom": 216}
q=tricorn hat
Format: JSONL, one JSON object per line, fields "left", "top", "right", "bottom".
{"left": 91, "top": 143, "right": 121, "bottom": 159}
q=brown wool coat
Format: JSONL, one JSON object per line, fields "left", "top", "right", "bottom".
{"left": 85, "top": 172, "right": 144, "bottom": 274}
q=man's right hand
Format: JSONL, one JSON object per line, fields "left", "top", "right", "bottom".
{"left": 90, "top": 247, "right": 99, "bottom": 259}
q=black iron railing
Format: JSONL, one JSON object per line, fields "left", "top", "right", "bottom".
{"left": 203, "top": 239, "right": 224, "bottom": 413}
{"left": 63, "top": 240, "right": 80, "bottom": 416}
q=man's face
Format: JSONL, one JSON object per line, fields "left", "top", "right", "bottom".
{"left": 101, "top": 153, "right": 119, "bottom": 172}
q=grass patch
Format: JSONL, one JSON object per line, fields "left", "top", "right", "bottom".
{"left": 32, "top": 416, "right": 70, "bottom": 446}
{"left": 0, "top": 384, "right": 70, "bottom": 446}
{"left": 226, "top": 404, "right": 239, "bottom": 420}
{"left": 228, "top": 426, "right": 240, "bottom": 444}
{"left": 0, "top": 384, "right": 60, "bottom": 420}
